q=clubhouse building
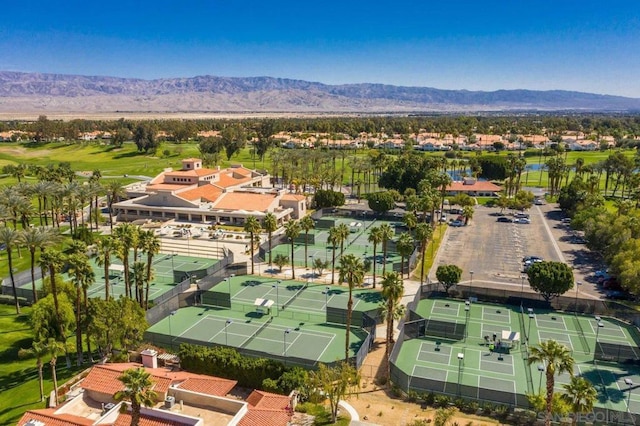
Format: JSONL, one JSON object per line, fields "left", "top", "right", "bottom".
{"left": 114, "top": 158, "right": 306, "bottom": 227}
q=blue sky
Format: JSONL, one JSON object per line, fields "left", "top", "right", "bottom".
{"left": 2, "top": 0, "right": 640, "bottom": 97}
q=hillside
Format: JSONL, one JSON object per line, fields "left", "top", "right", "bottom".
{"left": 1, "top": 71, "right": 640, "bottom": 114}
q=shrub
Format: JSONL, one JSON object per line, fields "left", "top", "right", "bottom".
{"left": 433, "top": 394, "right": 451, "bottom": 408}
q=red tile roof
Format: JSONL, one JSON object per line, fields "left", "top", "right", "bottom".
{"left": 18, "top": 409, "right": 94, "bottom": 426}
{"left": 175, "top": 376, "right": 237, "bottom": 396}
{"left": 238, "top": 408, "right": 292, "bottom": 426}
{"left": 245, "top": 390, "right": 291, "bottom": 410}
{"left": 215, "top": 173, "right": 253, "bottom": 188}
{"left": 178, "top": 185, "right": 223, "bottom": 202}
{"left": 81, "top": 364, "right": 171, "bottom": 396}
{"left": 447, "top": 181, "right": 502, "bottom": 192}
{"left": 113, "top": 412, "right": 186, "bottom": 426}
{"left": 213, "top": 192, "right": 277, "bottom": 212}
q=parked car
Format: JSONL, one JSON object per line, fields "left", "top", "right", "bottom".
{"left": 562, "top": 218, "right": 571, "bottom": 224}
{"left": 514, "top": 217, "right": 531, "bottom": 224}
{"left": 439, "top": 214, "right": 447, "bottom": 222}
{"left": 514, "top": 212, "right": 530, "bottom": 219}
{"left": 605, "top": 290, "right": 632, "bottom": 301}
{"left": 497, "top": 217, "right": 513, "bottom": 223}
{"left": 523, "top": 256, "right": 543, "bottom": 263}
{"left": 534, "top": 199, "right": 545, "bottom": 205}
{"left": 450, "top": 220, "right": 464, "bottom": 227}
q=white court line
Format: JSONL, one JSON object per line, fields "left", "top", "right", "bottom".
{"left": 481, "top": 357, "right": 515, "bottom": 375}
{"left": 315, "top": 334, "right": 336, "bottom": 361}
{"left": 267, "top": 323, "right": 336, "bottom": 339}
{"left": 561, "top": 317, "right": 568, "bottom": 331}
{"left": 178, "top": 316, "right": 219, "bottom": 338}
{"left": 284, "top": 332, "right": 302, "bottom": 355}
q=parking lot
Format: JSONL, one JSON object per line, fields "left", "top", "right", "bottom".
{"left": 429, "top": 203, "right": 602, "bottom": 299}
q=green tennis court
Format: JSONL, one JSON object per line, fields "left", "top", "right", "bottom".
{"left": 394, "top": 297, "right": 640, "bottom": 414}
{"left": 268, "top": 216, "right": 403, "bottom": 271}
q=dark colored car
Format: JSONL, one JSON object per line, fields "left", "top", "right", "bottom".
{"left": 497, "top": 217, "right": 513, "bottom": 223}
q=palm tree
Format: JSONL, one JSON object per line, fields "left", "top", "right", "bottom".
{"left": 338, "top": 254, "right": 365, "bottom": 362}
{"left": 561, "top": 376, "right": 597, "bottom": 426}
{"left": 114, "top": 367, "right": 158, "bottom": 426}
{"left": 0, "top": 227, "right": 22, "bottom": 314}
{"left": 263, "top": 212, "right": 278, "bottom": 267}
{"left": 528, "top": 340, "right": 576, "bottom": 426}
{"left": 138, "top": 230, "right": 160, "bottom": 309}
{"left": 379, "top": 223, "right": 394, "bottom": 275}
{"left": 380, "top": 271, "right": 404, "bottom": 382}
{"left": 243, "top": 216, "right": 261, "bottom": 275}
{"left": 414, "top": 223, "right": 433, "bottom": 285}
{"left": 396, "top": 232, "right": 414, "bottom": 279}
{"left": 40, "top": 249, "right": 67, "bottom": 338}
{"left": 112, "top": 223, "right": 139, "bottom": 299}
{"left": 105, "top": 180, "right": 125, "bottom": 230}
{"left": 21, "top": 227, "right": 53, "bottom": 303}
{"left": 18, "top": 340, "right": 49, "bottom": 402}
{"left": 96, "top": 236, "right": 120, "bottom": 300}
{"left": 45, "top": 338, "right": 66, "bottom": 405}
{"left": 284, "top": 219, "right": 301, "bottom": 279}
{"left": 328, "top": 226, "right": 341, "bottom": 285}
{"left": 367, "top": 226, "right": 383, "bottom": 289}
{"left": 132, "top": 261, "right": 147, "bottom": 307}
{"left": 336, "top": 223, "right": 350, "bottom": 257}
{"left": 461, "top": 205, "right": 475, "bottom": 226}
{"left": 300, "top": 215, "right": 315, "bottom": 269}
{"left": 68, "top": 252, "right": 95, "bottom": 366}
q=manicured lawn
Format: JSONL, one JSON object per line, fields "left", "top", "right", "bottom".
{"left": 412, "top": 223, "right": 447, "bottom": 281}
{"left": 0, "top": 304, "right": 87, "bottom": 425}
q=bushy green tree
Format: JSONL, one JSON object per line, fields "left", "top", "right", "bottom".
{"left": 527, "top": 261, "right": 574, "bottom": 302}
{"left": 313, "top": 189, "right": 345, "bottom": 208}
{"left": 435, "top": 264, "right": 463, "bottom": 294}
{"left": 367, "top": 191, "right": 396, "bottom": 213}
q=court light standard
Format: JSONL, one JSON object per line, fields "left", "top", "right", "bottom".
{"left": 323, "top": 286, "right": 331, "bottom": 308}
{"left": 575, "top": 281, "right": 582, "bottom": 312}
{"left": 226, "top": 273, "right": 235, "bottom": 296}
{"left": 520, "top": 275, "right": 526, "bottom": 302}
{"left": 284, "top": 328, "right": 292, "bottom": 366}
{"left": 464, "top": 304, "right": 470, "bottom": 342}
{"left": 168, "top": 310, "right": 177, "bottom": 350}
{"left": 537, "top": 364, "right": 545, "bottom": 393}
{"left": 468, "top": 271, "right": 474, "bottom": 299}
{"left": 273, "top": 282, "right": 280, "bottom": 311}
{"left": 224, "top": 319, "right": 233, "bottom": 346}
{"left": 595, "top": 317, "right": 604, "bottom": 360}
{"left": 457, "top": 353, "right": 464, "bottom": 396}
{"left": 625, "top": 378, "right": 634, "bottom": 412}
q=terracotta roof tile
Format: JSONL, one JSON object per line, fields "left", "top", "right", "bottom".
{"left": 238, "top": 408, "right": 292, "bottom": 426}
{"left": 81, "top": 364, "right": 172, "bottom": 395}
{"left": 215, "top": 173, "right": 253, "bottom": 188}
{"left": 245, "top": 390, "right": 291, "bottom": 409}
{"left": 176, "top": 376, "right": 237, "bottom": 396}
{"left": 212, "top": 192, "right": 277, "bottom": 212}
{"left": 147, "top": 183, "right": 193, "bottom": 191}
{"left": 113, "top": 412, "right": 186, "bottom": 426}
{"left": 178, "top": 185, "right": 223, "bottom": 202}
{"left": 18, "top": 409, "right": 94, "bottom": 426}
{"left": 281, "top": 194, "right": 305, "bottom": 201}
{"left": 447, "top": 181, "right": 502, "bottom": 192}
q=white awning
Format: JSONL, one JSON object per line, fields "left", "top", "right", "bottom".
{"left": 254, "top": 298, "right": 274, "bottom": 308}
{"left": 502, "top": 330, "right": 520, "bottom": 342}
{"left": 108, "top": 264, "right": 125, "bottom": 273}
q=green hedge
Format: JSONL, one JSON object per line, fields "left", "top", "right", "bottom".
{"left": 0, "top": 295, "right": 28, "bottom": 306}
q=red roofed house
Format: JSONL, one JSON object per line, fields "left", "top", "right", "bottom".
{"left": 446, "top": 178, "right": 502, "bottom": 197}
{"left": 114, "top": 158, "right": 306, "bottom": 227}
{"left": 18, "top": 349, "right": 294, "bottom": 426}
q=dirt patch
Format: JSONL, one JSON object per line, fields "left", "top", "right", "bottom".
{"left": 349, "top": 339, "right": 499, "bottom": 426}
{"left": 0, "top": 146, "right": 52, "bottom": 158}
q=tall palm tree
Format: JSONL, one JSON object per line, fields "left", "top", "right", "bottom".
{"left": 40, "top": 249, "right": 67, "bottom": 338}
{"left": 379, "top": 223, "right": 394, "bottom": 275}
{"left": 138, "top": 230, "right": 160, "bottom": 309}
{"left": 396, "top": 232, "right": 414, "bottom": 279}
{"left": 21, "top": 227, "right": 52, "bottom": 303}
{"left": 112, "top": 223, "right": 138, "bottom": 299}
{"left": 300, "top": 215, "right": 315, "bottom": 269}
{"left": 0, "top": 227, "right": 22, "bottom": 314}
{"left": 68, "top": 252, "right": 95, "bottom": 366}
{"left": 284, "top": 219, "right": 301, "bottom": 279}
{"left": 96, "top": 236, "right": 120, "bottom": 300}
{"left": 132, "top": 261, "right": 147, "bottom": 307}
{"left": 328, "top": 226, "right": 341, "bottom": 284}
{"left": 462, "top": 205, "right": 475, "bottom": 225}
{"left": 338, "top": 254, "right": 365, "bottom": 362}
{"left": 18, "top": 340, "right": 49, "bottom": 402}
{"left": 114, "top": 367, "right": 158, "bottom": 426}
{"left": 367, "top": 226, "right": 383, "bottom": 289}
{"left": 561, "top": 376, "right": 597, "bottom": 426}
{"left": 415, "top": 223, "right": 433, "bottom": 285}
{"left": 45, "top": 338, "right": 66, "bottom": 405}
{"left": 336, "top": 223, "right": 350, "bottom": 257}
{"left": 105, "top": 180, "right": 125, "bottom": 230}
{"left": 381, "top": 271, "right": 405, "bottom": 382}
{"left": 243, "top": 216, "right": 261, "bottom": 275}
{"left": 263, "top": 212, "right": 278, "bottom": 267}
{"left": 528, "top": 340, "right": 576, "bottom": 426}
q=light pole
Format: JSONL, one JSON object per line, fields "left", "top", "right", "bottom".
{"left": 226, "top": 273, "right": 235, "bottom": 296}
{"left": 171, "top": 252, "right": 176, "bottom": 275}
{"left": 323, "top": 286, "right": 330, "bottom": 308}
{"left": 468, "top": 270, "right": 474, "bottom": 299}
{"left": 537, "top": 364, "right": 545, "bottom": 393}
{"left": 528, "top": 309, "right": 534, "bottom": 343}
{"left": 575, "top": 281, "right": 582, "bottom": 312}
{"left": 224, "top": 319, "right": 232, "bottom": 346}
{"left": 273, "top": 281, "right": 280, "bottom": 311}
{"left": 520, "top": 275, "right": 526, "bottom": 303}
{"left": 284, "top": 328, "right": 292, "bottom": 366}
{"left": 168, "top": 310, "right": 177, "bottom": 350}
{"left": 595, "top": 317, "right": 604, "bottom": 360}
{"left": 457, "top": 353, "right": 464, "bottom": 396}
{"left": 625, "top": 378, "right": 634, "bottom": 412}
{"left": 464, "top": 304, "right": 470, "bottom": 342}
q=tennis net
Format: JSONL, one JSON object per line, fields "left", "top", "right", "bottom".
{"left": 153, "top": 253, "right": 173, "bottom": 264}
{"left": 573, "top": 314, "right": 590, "bottom": 354}
{"left": 241, "top": 316, "right": 273, "bottom": 348}
{"left": 282, "top": 283, "right": 309, "bottom": 310}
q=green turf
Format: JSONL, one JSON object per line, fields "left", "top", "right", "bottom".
{"left": 0, "top": 305, "right": 87, "bottom": 425}
{"left": 397, "top": 297, "right": 640, "bottom": 413}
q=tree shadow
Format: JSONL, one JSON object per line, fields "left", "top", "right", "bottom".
{"left": 113, "top": 151, "right": 144, "bottom": 159}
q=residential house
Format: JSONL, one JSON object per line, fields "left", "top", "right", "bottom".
{"left": 446, "top": 178, "right": 502, "bottom": 197}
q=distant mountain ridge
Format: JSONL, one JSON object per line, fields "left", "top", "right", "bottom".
{"left": 1, "top": 71, "right": 639, "bottom": 113}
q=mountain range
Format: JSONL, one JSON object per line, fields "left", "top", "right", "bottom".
{"left": 1, "top": 71, "right": 639, "bottom": 114}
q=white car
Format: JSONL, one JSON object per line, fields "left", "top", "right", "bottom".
{"left": 514, "top": 217, "right": 531, "bottom": 224}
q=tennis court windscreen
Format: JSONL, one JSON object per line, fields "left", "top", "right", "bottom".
{"left": 594, "top": 341, "right": 640, "bottom": 364}
{"left": 404, "top": 318, "right": 466, "bottom": 341}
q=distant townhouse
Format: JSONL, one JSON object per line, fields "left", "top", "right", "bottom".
{"left": 446, "top": 178, "right": 502, "bottom": 197}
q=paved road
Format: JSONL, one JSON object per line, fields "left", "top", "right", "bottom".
{"left": 429, "top": 202, "right": 604, "bottom": 300}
